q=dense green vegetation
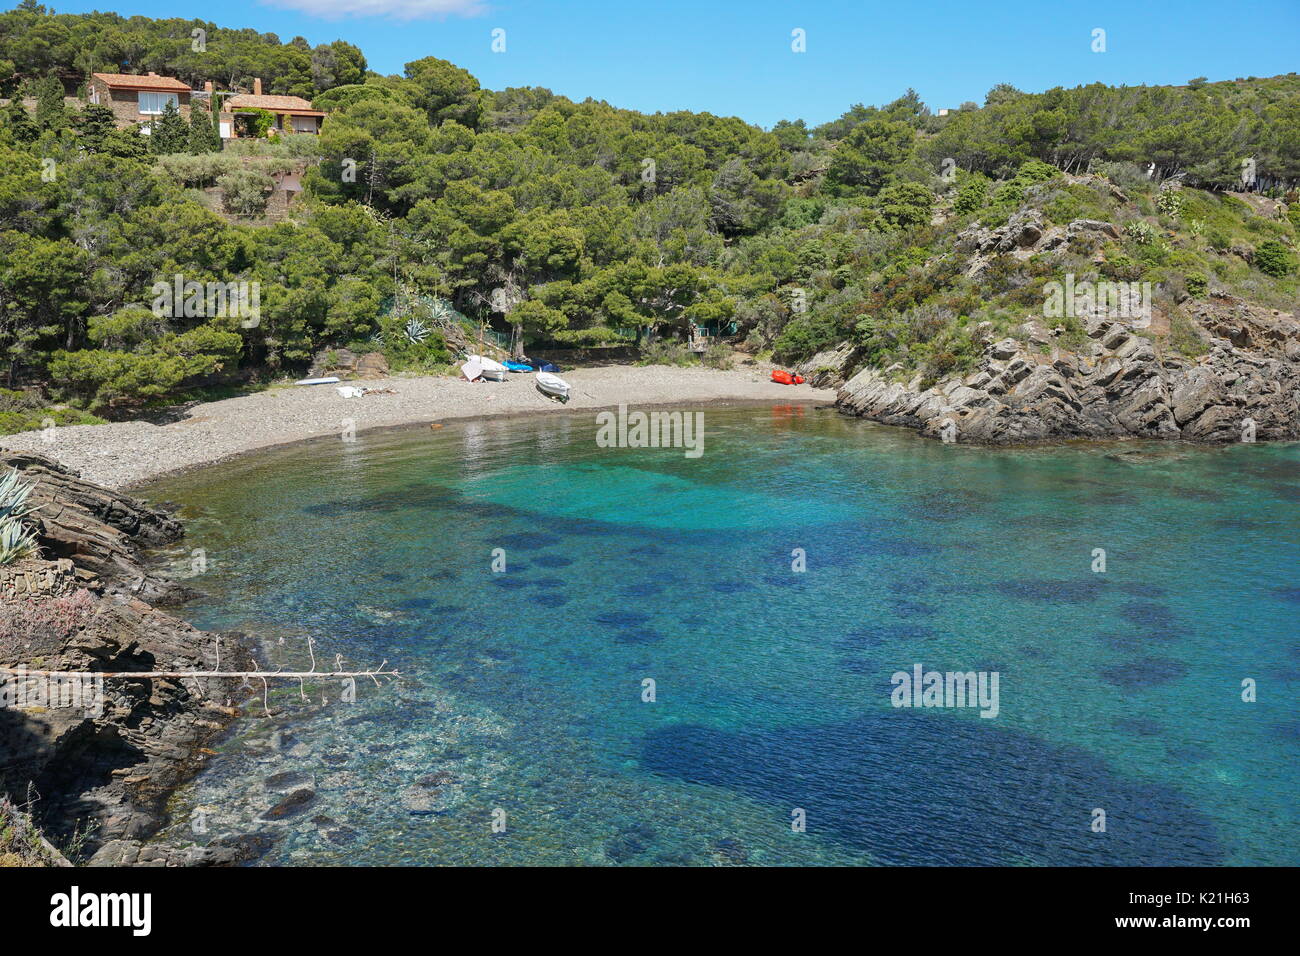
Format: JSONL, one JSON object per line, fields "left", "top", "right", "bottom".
{"left": 0, "top": 2, "right": 1296, "bottom": 423}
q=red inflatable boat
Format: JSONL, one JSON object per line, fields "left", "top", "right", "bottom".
{"left": 771, "top": 369, "right": 804, "bottom": 385}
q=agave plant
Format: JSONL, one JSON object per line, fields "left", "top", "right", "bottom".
{"left": 404, "top": 316, "right": 431, "bottom": 345}
{"left": 0, "top": 520, "right": 39, "bottom": 566}
{"left": 0, "top": 467, "right": 39, "bottom": 566}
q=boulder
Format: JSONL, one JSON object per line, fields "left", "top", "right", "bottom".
{"left": 354, "top": 351, "right": 390, "bottom": 379}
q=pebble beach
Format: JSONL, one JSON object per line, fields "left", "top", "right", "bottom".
{"left": 1, "top": 365, "right": 834, "bottom": 490}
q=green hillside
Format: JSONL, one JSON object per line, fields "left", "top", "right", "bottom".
{"left": 0, "top": 2, "right": 1296, "bottom": 421}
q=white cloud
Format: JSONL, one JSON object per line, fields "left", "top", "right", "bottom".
{"left": 262, "top": 0, "right": 487, "bottom": 21}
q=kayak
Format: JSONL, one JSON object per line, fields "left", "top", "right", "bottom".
{"left": 294, "top": 376, "right": 340, "bottom": 386}
{"left": 502, "top": 359, "right": 533, "bottom": 372}
{"left": 771, "top": 369, "right": 805, "bottom": 385}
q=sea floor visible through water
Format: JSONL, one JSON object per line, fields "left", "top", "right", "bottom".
{"left": 141, "top": 404, "right": 1299, "bottom": 866}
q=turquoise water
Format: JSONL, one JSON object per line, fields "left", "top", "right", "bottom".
{"left": 141, "top": 405, "right": 1299, "bottom": 865}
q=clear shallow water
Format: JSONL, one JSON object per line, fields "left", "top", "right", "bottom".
{"left": 141, "top": 405, "right": 1299, "bottom": 865}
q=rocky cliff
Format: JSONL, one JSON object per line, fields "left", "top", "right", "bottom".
{"left": 0, "top": 452, "right": 254, "bottom": 865}
{"left": 832, "top": 293, "right": 1299, "bottom": 444}
{"left": 813, "top": 195, "right": 1300, "bottom": 444}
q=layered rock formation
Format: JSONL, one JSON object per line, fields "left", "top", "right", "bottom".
{"left": 0, "top": 452, "right": 253, "bottom": 864}
{"left": 836, "top": 294, "right": 1300, "bottom": 444}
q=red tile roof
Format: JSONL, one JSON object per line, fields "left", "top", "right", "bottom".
{"left": 225, "top": 93, "right": 324, "bottom": 116}
{"left": 92, "top": 72, "right": 191, "bottom": 92}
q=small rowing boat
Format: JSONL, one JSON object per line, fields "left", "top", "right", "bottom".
{"left": 535, "top": 371, "right": 572, "bottom": 402}
{"left": 470, "top": 355, "right": 508, "bottom": 382}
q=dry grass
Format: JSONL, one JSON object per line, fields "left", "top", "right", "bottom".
{"left": 0, "top": 797, "right": 57, "bottom": 867}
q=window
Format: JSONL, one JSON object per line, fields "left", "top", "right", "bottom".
{"left": 138, "top": 92, "right": 178, "bottom": 115}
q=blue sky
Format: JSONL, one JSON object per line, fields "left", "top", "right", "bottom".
{"left": 37, "top": 0, "right": 1300, "bottom": 127}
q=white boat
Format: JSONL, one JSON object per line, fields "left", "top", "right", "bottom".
{"left": 460, "top": 357, "right": 483, "bottom": 381}
{"left": 294, "top": 376, "right": 340, "bottom": 386}
{"left": 535, "top": 371, "right": 572, "bottom": 402}
{"left": 467, "top": 355, "right": 508, "bottom": 382}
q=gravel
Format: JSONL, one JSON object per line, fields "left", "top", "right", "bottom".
{"left": 1, "top": 365, "right": 835, "bottom": 490}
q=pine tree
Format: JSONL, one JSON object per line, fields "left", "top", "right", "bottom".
{"left": 33, "top": 75, "right": 66, "bottom": 131}
{"left": 0, "top": 99, "right": 38, "bottom": 143}
{"left": 76, "top": 103, "right": 115, "bottom": 152}
{"left": 187, "top": 107, "right": 215, "bottom": 153}
{"left": 150, "top": 99, "right": 187, "bottom": 155}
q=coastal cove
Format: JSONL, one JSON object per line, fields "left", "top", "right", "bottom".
{"left": 137, "top": 405, "right": 1298, "bottom": 866}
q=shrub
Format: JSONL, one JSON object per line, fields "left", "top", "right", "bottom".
{"left": 637, "top": 339, "right": 696, "bottom": 367}
{"left": 701, "top": 341, "right": 733, "bottom": 369}
{"left": 1155, "top": 186, "right": 1184, "bottom": 218}
{"left": 1255, "top": 240, "right": 1296, "bottom": 278}
{"left": 951, "top": 173, "right": 990, "bottom": 215}
{"left": 876, "top": 182, "right": 935, "bottom": 229}
{"left": 218, "top": 167, "right": 274, "bottom": 216}
{"left": 1123, "top": 219, "right": 1162, "bottom": 245}
{"left": 1184, "top": 272, "right": 1209, "bottom": 297}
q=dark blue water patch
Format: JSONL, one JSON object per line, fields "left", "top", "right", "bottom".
{"left": 491, "top": 577, "right": 530, "bottom": 590}
{"left": 1166, "top": 744, "right": 1211, "bottom": 764}
{"left": 1020, "top": 645, "right": 1047, "bottom": 659}
{"left": 1212, "top": 517, "right": 1260, "bottom": 530}
{"left": 380, "top": 572, "right": 404, "bottom": 582}
{"left": 531, "top": 554, "right": 575, "bottom": 569}
{"left": 712, "top": 581, "right": 755, "bottom": 594}
{"left": 1272, "top": 586, "right": 1300, "bottom": 604}
{"left": 1269, "top": 720, "right": 1300, "bottom": 743}
{"left": 639, "top": 717, "right": 1224, "bottom": 865}
{"left": 1118, "top": 601, "right": 1180, "bottom": 629}
{"left": 396, "top": 597, "right": 437, "bottom": 610}
{"left": 604, "top": 822, "right": 657, "bottom": 863}
{"left": 1114, "top": 716, "right": 1162, "bottom": 737}
{"left": 1100, "top": 657, "right": 1189, "bottom": 688}
{"left": 995, "top": 578, "right": 1106, "bottom": 603}
{"left": 1111, "top": 582, "right": 1168, "bottom": 599}
{"left": 614, "top": 628, "right": 663, "bottom": 645}
{"left": 889, "top": 599, "right": 938, "bottom": 618}
{"left": 501, "top": 532, "right": 565, "bottom": 550}
{"left": 595, "top": 611, "right": 652, "bottom": 629}
{"left": 889, "top": 576, "right": 932, "bottom": 595}
{"left": 533, "top": 593, "right": 569, "bottom": 608}
{"left": 1097, "top": 631, "right": 1171, "bottom": 652}
{"left": 530, "top": 577, "right": 564, "bottom": 589}
{"left": 460, "top": 500, "right": 518, "bottom": 520}
{"left": 629, "top": 544, "right": 664, "bottom": 557}
{"left": 761, "top": 574, "right": 802, "bottom": 589}
{"left": 622, "top": 582, "right": 666, "bottom": 598}
{"left": 1271, "top": 484, "right": 1300, "bottom": 502}
{"left": 838, "top": 624, "right": 937, "bottom": 649}
{"left": 838, "top": 657, "right": 880, "bottom": 676}
{"left": 874, "top": 539, "right": 943, "bottom": 558}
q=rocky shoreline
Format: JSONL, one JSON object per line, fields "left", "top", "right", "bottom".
{"left": 0, "top": 452, "right": 260, "bottom": 865}
{"left": 811, "top": 292, "right": 1300, "bottom": 445}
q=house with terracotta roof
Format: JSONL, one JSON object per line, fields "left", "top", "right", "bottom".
{"left": 88, "top": 72, "right": 192, "bottom": 128}
{"left": 219, "top": 78, "right": 325, "bottom": 139}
